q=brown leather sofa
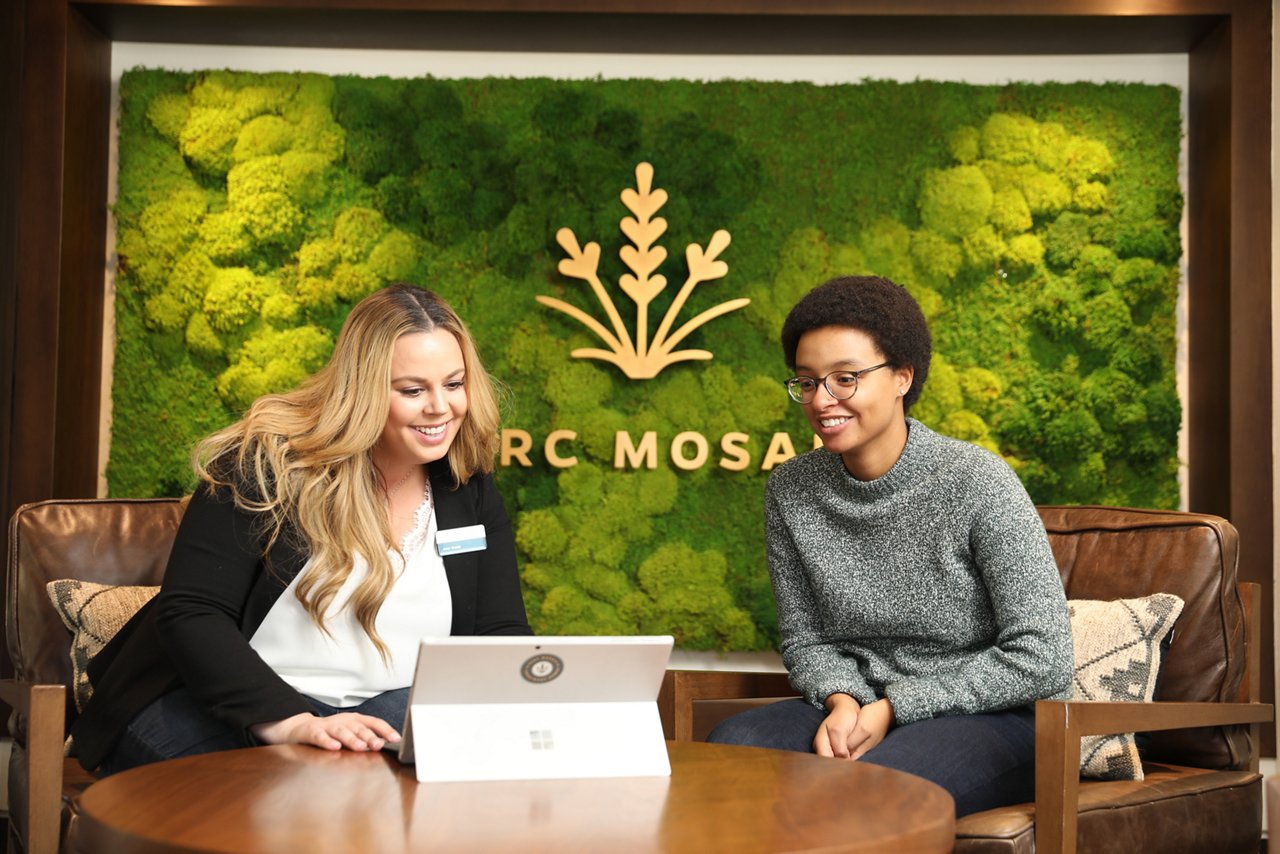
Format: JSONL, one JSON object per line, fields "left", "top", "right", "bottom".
{"left": 3, "top": 500, "right": 1273, "bottom": 854}
{"left": 4, "top": 497, "right": 184, "bottom": 854}
{"left": 659, "top": 506, "right": 1274, "bottom": 854}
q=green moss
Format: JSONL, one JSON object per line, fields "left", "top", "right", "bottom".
{"left": 1043, "top": 211, "right": 1092, "bottom": 268}
{"left": 633, "top": 543, "right": 757, "bottom": 650}
{"left": 1082, "top": 290, "right": 1131, "bottom": 352}
{"left": 185, "top": 310, "right": 223, "bottom": 358}
{"left": 573, "top": 563, "right": 633, "bottom": 605}
{"left": 297, "top": 239, "right": 339, "bottom": 278}
{"left": 859, "top": 218, "right": 917, "bottom": 284}
{"left": 948, "top": 125, "right": 980, "bottom": 164}
{"left": 1018, "top": 169, "right": 1072, "bottom": 216}
{"left": 333, "top": 207, "right": 389, "bottom": 262}
{"left": 909, "top": 229, "right": 963, "bottom": 288}
{"left": 366, "top": 230, "right": 419, "bottom": 281}
{"left": 143, "top": 291, "right": 188, "bottom": 333}
{"left": 216, "top": 324, "right": 332, "bottom": 412}
{"left": 919, "top": 166, "right": 994, "bottom": 238}
{"left": 112, "top": 71, "right": 1182, "bottom": 651}
{"left": 544, "top": 361, "right": 613, "bottom": 416}
{"left": 989, "top": 189, "right": 1032, "bottom": 236}
{"left": 913, "top": 355, "right": 964, "bottom": 425}
{"left": 261, "top": 293, "right": 301, "bottom": 328}
{"left": 1062, "top": 136, "right": 1115, "bottom": 185}
{"left": 980, "top": 113, "right": 1041, "bottom": 165}
{"left": 140, "top": 190, "right": 207, "bottom": 256}
{"left": 198, "top": 211, "right": 253, "bottom": 264}
{"left": 1004, "top": 233, "right": 1045, "bottom": 271}
{"left": 516, "top": 508, "right": 569, "bottom": 560}
{"left": 962, "top": 225, "right": 1005, "bottom": 272}
{"left": 168, "top": 250, "right": 217, "bottom": 310}
{"left": 938, "top": 410, "right": 997, "bottom": 452}
{"left": 567, "top": 410, "right": 616, "bottom": 462}
{"left": 146, "top": 92, "right": 190, "bottom": 143}
{"left": 1073, "top": 181, "right": 1110, "bottom": 212}
{"left": 179, "top": 107, "right": 241, "bottom": 175}
{"left": 233, "top": 115, "right": 294, "bottom": 162}
{"left": 203, "top": 268, "right": 277, "bottom": 332}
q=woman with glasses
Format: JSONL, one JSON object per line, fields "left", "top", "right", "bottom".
{"left": 707, "top": 275, "right": 1073, "bottom": 817}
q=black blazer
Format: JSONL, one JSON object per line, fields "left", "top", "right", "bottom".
{"left": 72, "top": 460, "right": 531, "bottom": 772}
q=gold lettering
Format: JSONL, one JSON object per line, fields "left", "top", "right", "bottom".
{"left": 614, "top": 431, "right": 658, "bottom": 469}
{"left": 501, "top": 429, "right": 533, "bottom": 467}
{"left": 671, "top": 431, "right": 709, "bottom": 471}
{"left": 545, "top": 430, "right": 578, "bottom": 469}
{"left": 761, "top": 432, "right": 797, "bottom": 470}
{"left": 719, "top": 432, "right": 751, "bottom": 471}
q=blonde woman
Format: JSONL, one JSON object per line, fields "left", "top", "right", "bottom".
{"left": 74, "top": 284, "right": 531, "bottom": 774}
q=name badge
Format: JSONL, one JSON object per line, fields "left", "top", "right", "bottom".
{"left": 437, "top": 524, "right": 487, "bottom": 556}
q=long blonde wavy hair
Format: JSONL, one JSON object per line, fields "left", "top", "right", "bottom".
{"left": 193, "top": 284, "right": 501, "bottom": 659}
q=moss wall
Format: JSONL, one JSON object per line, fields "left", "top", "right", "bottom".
{"left": 112, "top": 70, "right": 1182, "bottom": 650}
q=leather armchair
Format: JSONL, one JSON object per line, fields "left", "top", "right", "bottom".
{"left": 658, "top": 506, "right": 1274, "bottom": 854}
{"left": 3, "top": 498, "right": 184, "bottom": 854}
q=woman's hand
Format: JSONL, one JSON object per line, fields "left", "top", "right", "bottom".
{"left": 250, "top": 712, "right": 402, "bottom": 752}
{"left": 814, "top": 693, "right": 861, "bottom": 757}
{"left": 814, "top": 695, "right": 895, "bottom": 759}
{"left": 846, "top": 698, "right": 894, "bottom": 759}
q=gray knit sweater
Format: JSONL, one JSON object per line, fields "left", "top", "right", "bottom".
{"left": 765, "top": 418, "right": 1073, "bottom": 725}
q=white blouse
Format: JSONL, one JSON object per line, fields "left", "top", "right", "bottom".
{"left": 249, "top": 482, "right": 452, "bottom": 707}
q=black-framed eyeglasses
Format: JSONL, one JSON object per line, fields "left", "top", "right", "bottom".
{"left": 784, "top": 363, "right": 890, "bottom": 404}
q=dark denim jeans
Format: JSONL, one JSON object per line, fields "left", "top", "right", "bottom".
{"left": 706, "top": 697, "right": 1037, "bottom": 817}
{"left": 100, "top": 686, "right": 411, "bottom": 776}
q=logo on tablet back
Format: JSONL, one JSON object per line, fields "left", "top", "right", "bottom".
{"left": 521, "top": 653, "right": 564, "bottom": 683}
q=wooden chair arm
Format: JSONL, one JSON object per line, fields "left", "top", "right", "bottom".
{"left": 0, "top": 680, "right": 67, "bottom": 854}
{"left": 1034, "top": 699, "right": 1274, "bottom": 854}
{"left": 659, "top": 670, "right": 795, "bottom": 741}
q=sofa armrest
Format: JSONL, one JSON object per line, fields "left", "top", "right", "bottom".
{"left": 659, "top": 670, "right": 795, "bottom": 741}
{"left": 0, "top": 681, "right": 66, "bottom": 854}
{"left": 1034, "top": 698, "right": 1274, "bottom": 854}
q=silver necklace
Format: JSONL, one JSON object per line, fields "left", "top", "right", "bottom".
{"left": 382, "top": 466, "right": 416, "bottom": 501}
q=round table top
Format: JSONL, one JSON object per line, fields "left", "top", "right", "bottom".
{"left": 76, "top": 741, "right": 955, "bottom": 853}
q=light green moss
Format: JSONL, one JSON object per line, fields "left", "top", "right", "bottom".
{"left": 215, "top": 324, "right": 332, "bottom": 412}
{"left": 919, "top": 166, "right": 994, "bottom": 238}
{"left": 203, "top": 268, "right": 277, "bottom": 332}
{"left": 980, "top": 113, "right": 1041, "bottom": 165}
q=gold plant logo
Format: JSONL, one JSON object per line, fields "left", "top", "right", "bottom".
{"left": 537, "top": 162, "right": 749, "bottom": 379}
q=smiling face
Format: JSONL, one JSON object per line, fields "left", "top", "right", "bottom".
{"left": 372, "top": 329, "right": 469, "bottom": 477}
{"left": 794, "top": 325, "right": 914, "bottom": 481}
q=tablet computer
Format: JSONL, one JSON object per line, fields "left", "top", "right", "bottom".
{"left": 397, "top": 635, "right": 674, "bottom": 782}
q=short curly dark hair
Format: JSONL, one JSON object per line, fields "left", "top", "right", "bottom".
{"left": 780, "top": 275, "right": 932, "bottom": 412}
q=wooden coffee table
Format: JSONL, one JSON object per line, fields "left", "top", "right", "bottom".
{"left": 75, "top": 741, "right": 955, "bottom": 852}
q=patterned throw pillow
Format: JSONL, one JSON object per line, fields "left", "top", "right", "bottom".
{"left": 1068, "top": 593, "right": 1184, "bottom": 781}
{"left": 46, "top": 579, "right": 159, "bottom": 712}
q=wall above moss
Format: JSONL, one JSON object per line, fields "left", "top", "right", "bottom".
{"left": 112, "top": 70, "right": 1182, "bottom": 649}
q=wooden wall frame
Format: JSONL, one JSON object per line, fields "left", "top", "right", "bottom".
{"left": 1, "top": 0, "right": 1273, "bottom": 740}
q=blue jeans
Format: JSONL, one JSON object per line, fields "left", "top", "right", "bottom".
{"left": 706, "top": 698, "right": 1037, "bottom": 817}
{"left": 99, "top": 687, "right": 410, "bottom": 776}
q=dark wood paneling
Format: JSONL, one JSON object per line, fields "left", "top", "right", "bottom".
{"left": 0, "top": 0, "right": 25, "bottom": 685}
{"left": 53, "top": 0, "right": 1271, "bottom": 14}
{"left": 74, "top": 7, "right": 1218, "bottom": 54}
{"left": 7, "top": 0, "right": 68, "bottom": 529}
{"left": 54, "top": 9, "right": 112, "bottom": 499}
{"left": 1187, "top": 20, "right": 1231, "bottom": 519}
{"left": 1225, "top": 0, "right": 1274, "bottom": 756}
